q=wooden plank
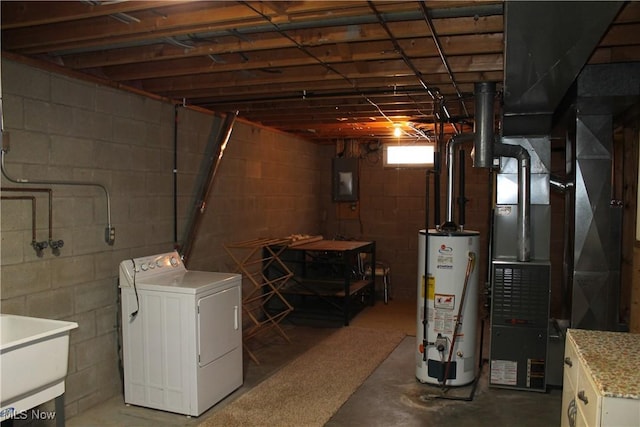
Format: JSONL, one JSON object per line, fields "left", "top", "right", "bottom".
{"left": 96, "top": 33, "right": 502, "bottom": 81}
{"left": 3, "top": 2, "right": 263, "bottom": 52}
{"left": 192, "top": 71, "right": 503, "bottom": 104}
{"left": 4, "top": 3, "right": 502, "bottom": 53}
{"left": 281, "top": 279, "right": 372, "bottom": 297}
{"left": 61, "top": 15, "right": 502, "bottom": 70}
{"left": 337, "top": 201, "right": 360, "bottom": 220}
{"left": 0, "top": 1, "right": 182, "bottom": 29}
{"left": 142, "top": 54, "right": 503, "bottom": 94}
{"left": 336, "top": 280, "right": 373, "bottom": 297}
{"left": 288, "top": 235, "right": 324, "bottom": 246}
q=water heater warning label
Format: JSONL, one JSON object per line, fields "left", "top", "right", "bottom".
{"left": 433, "top": 309, "right": 455, "bottom": 335}
{"left": 420, "top": 276, "right": 435, "bottom": 299}
{"left": 434, "top": 293, "right": 455, "bottom": 310}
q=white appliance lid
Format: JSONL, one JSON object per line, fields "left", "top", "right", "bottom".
{"left": 134, "top": 270, "right": 240, "bottom": 294}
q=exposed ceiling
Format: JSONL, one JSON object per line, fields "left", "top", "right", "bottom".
{"left": 2, "top": 1, "right": 639, "bottom": 144}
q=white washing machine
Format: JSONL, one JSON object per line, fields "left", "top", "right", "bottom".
{"left": 118, "top": 251, "right": 242, "bottom": 417}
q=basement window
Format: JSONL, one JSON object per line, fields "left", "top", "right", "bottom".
{"left": 383, "top": 144, "right": 435, "bottom": 168}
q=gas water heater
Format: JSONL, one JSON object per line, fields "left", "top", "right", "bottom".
{"left": 416, "top": 229, "right": 479, "bottom": 386}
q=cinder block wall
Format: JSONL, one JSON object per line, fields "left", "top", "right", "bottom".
{"left": 0, "top": 58, "right": 330, "bottom": 421}
{"left": 323, "top": 150, "right": 492, "bottom": 302}
{"left": 186, "top": 121, "right": 332, "bottom": 272}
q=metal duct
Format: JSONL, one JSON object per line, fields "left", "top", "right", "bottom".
{"left": 502, "top": 1, "right": 624, "bottom": 136}
{"left": 494, "top": 142, "right": 531, "bottom": 262}
{"left": 473, "top": 82, "right": 496, "bottom": 168}
{"left": 570, "top": 63, "right": 640, "bottom": 330}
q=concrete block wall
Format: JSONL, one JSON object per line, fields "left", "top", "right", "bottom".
{"left": 323, "top": 148, "right": 492, "bottom": 302}
{"left": 0, "top": 58, "right": 329, "bottom": 422}
{"left": 185, "top": 121, "right": 332, "bottom": 272}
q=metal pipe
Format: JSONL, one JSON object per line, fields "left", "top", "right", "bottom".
{"left": 0, "top": 195, "right": 50, "bottom": 256}
{"left": 3, "top": 187, "right": 64, "bottom": 254}
{"left": 442, "top": 251, "right": 476, "bottom": 387}
{"left": 2, "top": 187, "right": 53, "bottom": 240}
{"left": 180, "top": 111, "right": 237, "bottom": 265}
{"left": 485, "top": 169, "right": 495, "bottom": 318}
{"left": 473, "top": 82, "right": 496, "bottom": 168}
{"left": 368, "top": 1, "right": 438, "bottom": 100}
{"left": 173, "top": 105, "right": 179, "bottom": 246}
{"left": 418, "top": 1, "right": 469, "bottom": 117}
{"left": 458, "top": 149, "right": 466, "bottom": 227}
{"left": 433, "top": 154, "right": 441, "bottom": 227}
{"left": 1, "top": 150, "right": 115, "bottom": 245}
{"left": 1, "top": 195, "right": 36, "bottom": 241}
{"left": 433, "top": 104, "right": 445, "bottom": 227}
{"left": 444, "top": 133, "right": 474, "bottom": 229}
{"left": 550, "top": 173, "right": 573, "bottom": 193}
{"left": 422, "top": 173, "right": 431, "bottom": 362}
{"left": 494, "top": 142, "right": 531, "bottom": 262}
{"left": 243, "top": 1, "right": 430, "bottom": 131}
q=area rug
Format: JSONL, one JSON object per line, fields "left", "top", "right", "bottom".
{"left": 199, "top": 326, "right": 405, "bottom": 427}
{"left": 350, "top": 300, "right": 417, "bottom": 336}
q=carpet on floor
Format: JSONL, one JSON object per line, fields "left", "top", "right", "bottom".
{"left": 199, "top": 326, "right": 405, "bottom": 427}
{"left": 350, "top": 300, "right": 416, "bottom": 336}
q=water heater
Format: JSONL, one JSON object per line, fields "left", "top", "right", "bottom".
{"left": 416, "top": 229, "right": 479, "bottom": 386}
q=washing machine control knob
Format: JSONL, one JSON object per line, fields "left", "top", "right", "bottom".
{"left": 140, "top": 263, "right": 148, "bottom": 271}
{"left": 170, "top": 257, "right": 179, "bottom": 267}
{"left": 156, "top": 260, "right": 163, "bottom": 268}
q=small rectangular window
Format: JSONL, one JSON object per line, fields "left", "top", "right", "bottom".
{"left": 383, "top": 144, "right": 435, "bottom": 168}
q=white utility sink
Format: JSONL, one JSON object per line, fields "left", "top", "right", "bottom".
{"left": 0, "top": 314, "right": 78, "bottom": 421}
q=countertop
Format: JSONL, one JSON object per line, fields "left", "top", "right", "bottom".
{"left": 567, "top": 328, "right": 640, "bottom": 399}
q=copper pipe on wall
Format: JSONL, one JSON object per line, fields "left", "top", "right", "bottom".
{"left": 2, "top": 187, "right": 64, "bottom": 253}
{"left": 2, "top": 187, "right": 52, "bottom": 239}
{"left": 0, "top": 195, "right": 49, "bottom": 256}
{"left": 1, "top": 150, "right": 114, "bottom": 245}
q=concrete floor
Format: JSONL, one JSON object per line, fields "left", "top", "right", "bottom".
{"left": 326, "top": 337, "right": 562, "bottom": 426}
{"left": 64, "top": 319, "right": 562, "bottom": 427}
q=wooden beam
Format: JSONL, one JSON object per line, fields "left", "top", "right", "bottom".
{"left": 139, "top": 54, "right": 502, "bottom": 94}
{"left": 0, "top": 1, "right": 184, "bottom": 29}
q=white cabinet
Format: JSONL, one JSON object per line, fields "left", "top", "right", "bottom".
{"left": 561, "top": 329, "right": 640, "bottom": 427}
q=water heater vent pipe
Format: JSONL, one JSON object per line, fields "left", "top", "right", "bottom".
{"left": 470, "top": 80, "right": 531, "bottom": 262}
{"left": 444, "top": 133, "right": 473, "bottom": 230}
{"left": 472, "top": 82, "right": 496, "bottom": 168}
